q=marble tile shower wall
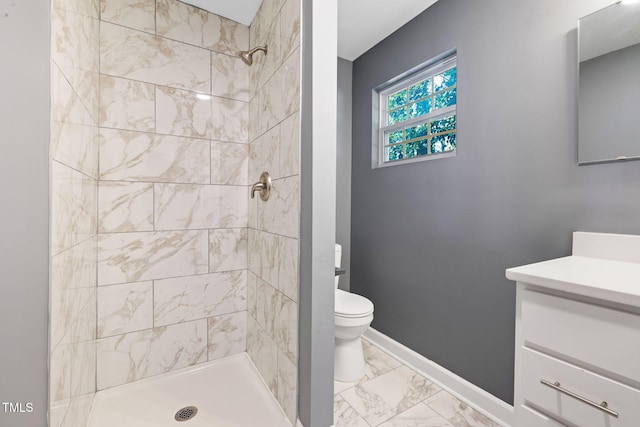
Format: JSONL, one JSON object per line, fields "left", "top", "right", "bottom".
{"left": 246, "top": 0, "right": 301, "bottom": 425}
{"left": 94, "top": 0, "right": 254, "bottom": 395}
{"left": 50, "top": 0, "right": 100, "bottom": 425}
{"left": 50, "top": 0, "right": 300, "bottom": 424}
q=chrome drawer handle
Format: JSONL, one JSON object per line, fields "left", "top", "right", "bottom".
{"left": 540, "top": 379, "right": 619, "bottom": 418}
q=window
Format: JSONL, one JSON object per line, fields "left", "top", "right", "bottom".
{"left": 374, "top": 55, "right": 457, "bottom": 167}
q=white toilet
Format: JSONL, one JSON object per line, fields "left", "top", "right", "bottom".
{"left": 334, "top": 244, "right": 374, "bottom": 382}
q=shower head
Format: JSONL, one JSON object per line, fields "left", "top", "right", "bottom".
{"left": 238, "top": 45, "right": 268, "bottom": 66}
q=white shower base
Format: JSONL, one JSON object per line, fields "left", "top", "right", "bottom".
{"left": 88, "top": 353, "right": 292, "bottom": 427}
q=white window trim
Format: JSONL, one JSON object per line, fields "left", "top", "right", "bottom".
{"left": 372, "top": 53, "right": 457, "bottom": 169}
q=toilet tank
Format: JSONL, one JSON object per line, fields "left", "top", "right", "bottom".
{"left": 335, "top": 244, "right": 342, "bottom": 289}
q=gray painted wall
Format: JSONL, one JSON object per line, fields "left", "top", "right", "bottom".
{"left": 337, "top": 58, "right": 353, "bottom": 290}
{"left": 0, "top": 0, "right": 50, "bottom": 425}
{"left": 579, "top": 42, "right": 640, "bottom": 163}
{"left": 350, "top": 0, "right": 637, "bottom": 405}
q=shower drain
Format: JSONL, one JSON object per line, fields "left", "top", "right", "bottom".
{"left": 174, "top": 406, "right": 198, "bottom": 422}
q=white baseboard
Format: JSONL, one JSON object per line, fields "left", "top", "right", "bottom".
{"left": 363, "top": 328, "right": 514, "bottom": 427}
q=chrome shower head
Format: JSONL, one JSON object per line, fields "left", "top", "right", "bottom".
{"left": 238, "top": 45, "right": 268, "bottom": 66}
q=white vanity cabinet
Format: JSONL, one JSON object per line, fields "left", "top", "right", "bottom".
{"left": 506, "top": 232, "right": 640, "bottom": 427}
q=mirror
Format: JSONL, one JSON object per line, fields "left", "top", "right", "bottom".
{"left": 578, "top": 1, "right": 640, "bottom": 164}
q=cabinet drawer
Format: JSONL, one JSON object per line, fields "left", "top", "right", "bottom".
{"left": 518, "top": 405, "right": 565, "bottom": 427}
{"left": 521, "top": 347, "right": 640, "bottom": 427}
{"left": 521, "top": 290, "right": 640, "bottom": 383}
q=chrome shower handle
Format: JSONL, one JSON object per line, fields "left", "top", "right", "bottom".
{"left": 251, "top": 172, "right": 271, "bottom": 201}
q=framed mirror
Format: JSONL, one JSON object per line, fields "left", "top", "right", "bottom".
{"left": 578, "top": 1, "right": 640, "bottom": 165}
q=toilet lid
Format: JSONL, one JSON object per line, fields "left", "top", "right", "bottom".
{"left": 335, "top": 289, "right": 374, "bottom": 317}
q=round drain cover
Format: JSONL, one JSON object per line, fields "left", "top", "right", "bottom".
{"left": 175, "top": 406, "right": 198, "bottom": 422}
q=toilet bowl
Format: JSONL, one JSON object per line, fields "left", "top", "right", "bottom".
{"left": 334, "top": 244, "right": 374, "bottom": 382}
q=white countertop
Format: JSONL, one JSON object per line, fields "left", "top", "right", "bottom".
{"left": 506, "top": 255, "right": 640, "bottom": 307}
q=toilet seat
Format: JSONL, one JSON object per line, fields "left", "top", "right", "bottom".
{"left": 335, "top": 289, "right": 374, "bottom": 318}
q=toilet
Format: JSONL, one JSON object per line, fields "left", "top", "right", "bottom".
{"left": 334, "top": 244, "right": 374, "bottom": 382}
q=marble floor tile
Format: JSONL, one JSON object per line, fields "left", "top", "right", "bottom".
{"left": 379, "top": 402, "right": 455, "bottom": 427}
{"left": 334, "top": 395, "right": 370, "bottom": 427}
{"left": 340, "top": 365, "right": 441, "bottom": 426}
{"left": 334, "top": 374, "right": 371, "bottom": 396}
{"left": 425, "top": 391, "right": 500, "bottom": 427}
{"left": 362, "top": 340, "right": 403, "bottom": 379}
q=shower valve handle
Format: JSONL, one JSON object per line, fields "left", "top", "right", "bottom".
{"left": 251, "top": 172, "right": 271, "bottom": 201}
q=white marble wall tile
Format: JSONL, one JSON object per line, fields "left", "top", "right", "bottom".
{"left": 425, "top": 391, "right": 499, "bottom": 427}
{"left": 71, "top": 291, "right": 97, "bottom": 343}
{"left": 97, "top": 282, "right": 153, "bottom": 337}
{"left": 209, "top": 228, "right": 248, "bottom": 272}
{"left": 211, "top": 141, "right": 249, "bottom": 186}
{"left": 101, "top": 21, "right": 211, "bottom": 92}
{"left": 54, "top": 0, "right": 98, "bottom": 17}
{"left": 99, "top": 129, "right": 210, "bottom": 184}
{"left": 156, "top": 0, "right": 248, "bottom": 54}
{"left": 99, "top": 75, "right": 155, "bottom": 132}
{"left": 250, "top": 123, "right": 281, "bottom": 180}
{"left": 98, "top": 230, "right": 209, "bottom": 285}
{"left": 258, "top": 175, "right": 299, "bottom": 238}
{"left": 255, "top": 277, "right": 279, "bottom": 337}
{"left": 50, "top": 401, "right": 69, "bottom": 427}
{"left": 156, "top": 86, "right": 212, "bottom": 138}
{"left": 211, "top": 52, "right": 250, "bottom": 102}
{"left": 154, "top": 184, "right": 248, "bottom": 230}
{"left": 249, "top": 90, "right": 262, "bottom": 143}
{"left": 340, "top": 366, "right": 441, "bottom": 426}
{"left": 99, "top": 182, "right": 154, "bottom": 232}
{"left": 100, "top": 0, "right": 155, "bottom": 33}
{"left": 210, "top": 96, "right": 250, "bottom": 143}
{"left": 278, "top": 236, "right": 298, "bottom": 302}
{"left": 248, "top": 229, "right": 279, "bottom": 286}
{"left": 61, "top": 394, "right": 94, "bottom": 427}
{"left": 52, "top": 8, "right": 99, "bottom": 72}
{"left": 250, "top": 15, "right": 282, "bottom": 95}
{"left": 51, "top": 161, "right": 97, "bottom": 255}
{"left": 155, "top": 0, "right": 208, "bottom": 46}
{"left": 52, "top": 67, "right": 94, "bottom": 126}
{"left": 51, "top": 121, "right": 99, "bottom": 179}
{"left": 379, "top": 403, "right": 455, "bottom": 427}
{"left": 247, "top": 316, "right": 278, "bottom": 395}
{"left": 250, "top": 0, "right": 285, "bottom": 48}
{"left": 204, "top": 15, "right": 249, "bottom": 55}
{"left": 207, "top": 311, "right": 247, "bottom": 360}
{"left": 276, "top": 293, "right": 297, "bottom": 363}
{"left": 260, "top": 48, "right": 300, "bottom": 135}
{"left": 96, "top": 320, "right": 207, "bottom": 389}
{"left": 334, "top": 395, "right": 370, "bottom": 427}
{"left": 280, "top": 0, "right": 300, "bottom": 65}
{"left": 51, "top": 237, "right": 97, "bottom": 292}
{"left": 277, "top": 349, "right": 297, "bottom": 425}
{"left": 247, "top": 271, "right": 258, "bottom": 320}
{"left": 279, "top": 111, "right": 299, "bottom": 177}
{"left": 70, "top": 340, "right": 96, "bottom": 396}
{"left": 50, "top": 344, "right": 71, "bottom": 403}
{"left": 154, "top": 270, "right": 247, "bottom": 326}
{"left": 59, "top": 66, "right": 99, "bottom": 123}
{"left": 248, "top": 194, "right": 259, "bottom": 230}
{"left": 51, "top": 238, "right": 97, "bottom": 348}
{"left": 51, "top": 289, "right": 92, "bottom": 349}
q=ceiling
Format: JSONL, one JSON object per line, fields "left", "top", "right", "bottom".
{"left": 179, "top": 0, "right": 440, "bottom": 60}
{"left": 338, "top": 0, "right": 439, "bottom": 60}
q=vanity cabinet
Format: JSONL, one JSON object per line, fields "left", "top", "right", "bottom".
{"left": 506, "top": 232, "right": 640, "bottom": 427}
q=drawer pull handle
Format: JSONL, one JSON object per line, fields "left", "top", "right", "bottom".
{"left": 540, "top": 380, "right": 619, "bottom": 418}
